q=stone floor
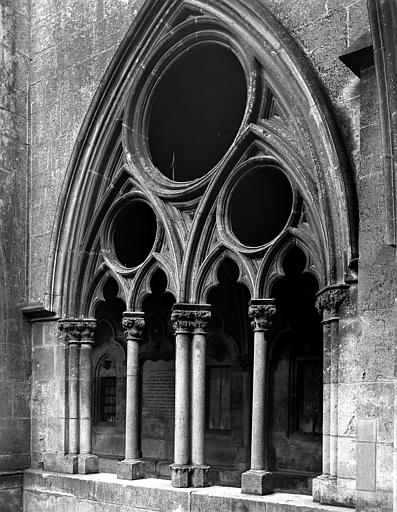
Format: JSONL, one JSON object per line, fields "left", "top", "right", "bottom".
{"left": 23, "top": 469, "right": 355, "bottom": 512}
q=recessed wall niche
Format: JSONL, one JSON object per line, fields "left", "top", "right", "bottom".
{"left": 112, "top": 200, "right": 157, "bottom": 268}
{"left": 148, "top": 43, "right": 247, "bottom": 182}
{"left": 229, "top": 166, "right": 293, "bottom": 247}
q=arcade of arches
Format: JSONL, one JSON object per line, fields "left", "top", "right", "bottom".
{"left": 53, "top": 6, "right": 354, "bottom": 503}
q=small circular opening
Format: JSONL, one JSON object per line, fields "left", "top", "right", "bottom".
{"left": 112, "top": 201, "right": 157, "bottom": 268}
{"left": 148, "top": 43, "right": 247, "bottom": 182}
{"left": 229, "top": 166, "right": 293, "bottom": 246}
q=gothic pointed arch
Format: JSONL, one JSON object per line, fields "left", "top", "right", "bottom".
{"left": 45, "top": 0, "right": 358, "bottom": 325}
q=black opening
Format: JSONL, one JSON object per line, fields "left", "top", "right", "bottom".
{"left": 230, "top": 166, "right": 293, "bottom": 246}
{"left": 148, "top": 43, "right": 247, "bottom": 181}
{"left": 113, "top": 201, "right": 157, "bottom": 268}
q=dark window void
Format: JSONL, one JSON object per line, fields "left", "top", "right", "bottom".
{"left": 269, "top": 247, "right": 322, "bottom": 483}
{"left": 230, "top": 166, "right": 293, "bottom": 246}
{"left": 113, "top": 201, "right": 157, "bottom": 268}
{"left": 99, "top": 376, "right": 117, "bottom": 423}
{"left": 207, "top": 365, "right": 231, "bottom": 430}
{"left": 148, "top": 43, "right": 247, "bottom": 181}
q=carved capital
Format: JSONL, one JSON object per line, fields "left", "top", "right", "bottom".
{"left": 58, "top": 318, "right": 96, "bottom": 343}
{"left": 122, "top": 312, "right": 145, "bottom": 341}
{"left": 171, "top": 310, "right": 194, "bottom": 333}
{"left": 192, "top": 309, "right": 211, "bottom": 333}
{"left": 171, "top": 304, "right": 211, "bottom": 334}
{"left": 80, "top": 319, "right": 97, "bottom": 344}
{"left": 315, "top": 285, "right": 349, "bottom": 317}
{"left": 248, "top": 299, "right": 276, "bottom": 332}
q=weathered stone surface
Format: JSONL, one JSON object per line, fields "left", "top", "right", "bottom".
{"left": 23, "top": 470, "right": 358, "bottom": 512}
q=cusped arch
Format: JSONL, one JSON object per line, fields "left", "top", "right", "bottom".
{"left": 45, "top": 0, "right": 358, "bottom": 318}
{"left": 257, "top": 231, "right": 324, "bottom": 298}
{"left": 193, "top": 246, "right": 255, "bottom": 304}
{"left": 131, "top": 260, "right": 177, "bottom": 311}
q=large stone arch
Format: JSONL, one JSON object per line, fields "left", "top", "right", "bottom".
{"left": 45, "top": 0, "right": 358, "bottom": 319}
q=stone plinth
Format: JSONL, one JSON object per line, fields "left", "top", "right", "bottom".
{"left": 170, "top": 464, "right": 191, "bottom": 487}
{"left": 78, "top": 454, "right": 99, "bottom": 475}
{"left": 24, "top": 469, "right": 355, "bottom": 512}
{"left": 241, "top": 469, "right": 274, "bottom": 495}
{"left": 117, "top": 459, "right": 146, "bottom": 480}
{"left": 191, "top": 465, "right": 209, "bottom": 488}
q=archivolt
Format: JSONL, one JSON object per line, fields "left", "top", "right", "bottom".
{"left": 45, "top": 0, "right": 358, "bottom": 317}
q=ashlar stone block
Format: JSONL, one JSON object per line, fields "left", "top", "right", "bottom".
{"left": 117, "top": 459, "right": 145, "bottom": 480}
{"left": 241, "top": 469, "right": 274, "bottom": 495}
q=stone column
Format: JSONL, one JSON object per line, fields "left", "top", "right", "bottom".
{"left": 78, "top": 319, "right": 98, "bottom": 473}
{"left": 241, "top": 298, "right": 276, "bottom": 495}
{"left": 170, "top": 304, "right": 193, "bottom": 487}
{"left": 191, "top": 306, "right": 211, "bottom": 487}
{"left": 312, "top": 284, "right": 348, "bottom": 504}
{"left": 58, "top": 318, "right": 98, "bottom": 474}
{"left": 117, "top": 312, "right": 146, "bottom": 480}
{"left": 58, "top": 320, "right": 81, "bottom": 458}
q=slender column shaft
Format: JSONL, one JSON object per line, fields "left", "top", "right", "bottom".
{"left": 68, "top": 341, "right": 80, "bottom": 454}
{"left": 322, "top": 322, "right": 331, "bottom": 476}
{"left": 248, "top": 299, "right": 276, "bottom": 472}
{"left": 122, "top": 312, "right": 145, "bottom": 461}
{"left": 251, "top": 328, "right": 268, "bottom": 470}
{"left": 79, "top": 342, "right": 93, "bottom": 454}
{"left": 174, "top": 332, "right": 190, "bottom": 465}
{"left": 329, "top": 321, "right": 339, "bottom": 478}
{"left": 315, "top": 285, "right": 348, "bottom": 482}
{"left": 125, "top": 337, "right": 140, "bottom": 459}
{"left": 191, "top": 332, "right": 206, "bottom": 465}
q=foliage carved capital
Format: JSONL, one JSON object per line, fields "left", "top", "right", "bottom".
{"left": 58, "top": 318, "right": 97, "bottom": 343}
{"left": 171, "top": 304, "right": 211, "bottom": 334}
{"left": 248, "top": 299, "right": 276, "bottom": 331}
{"left": 315, "top": 285, "right": 349, "bottom": 316}
{"left": 122, "top": 312, "right": 145, "bottom": 341}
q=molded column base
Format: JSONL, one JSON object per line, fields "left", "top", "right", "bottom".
{"left": 312, "top": 474, "right": 356, "bottom": 508}
{"left": 77, "top": 454, "right": 98, "bottom": 474}
{"left": 170, "top": 464, "right": 191, "bottom": 488}
{"left": 241, "top": 469, "right": 274, "bottom": 495}
{"left": 117, "top": 459, "right": 146, "bottom": 480}
{"left": 191, "top": 465, "right": 210, "bottom": 487}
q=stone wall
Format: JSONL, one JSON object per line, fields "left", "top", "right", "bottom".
{"left": 22, "top": 1, "right": 394, "bottom": 512}
{"left": 0, "top": 0, "right": 31, "bottom": 510}
{"left": 28, "top": 0, "right": 368, "bottom": 302}
{"left": 23, "top": 469, "right": 354, "bottom": 512}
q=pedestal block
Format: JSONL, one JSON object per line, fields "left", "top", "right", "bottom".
{"left": 241, "top": 469, "right": 274, "bottom": 495}
{"left": 117, "top": 459, "right": 146, "bottom": 480}
{"left": 191, "top": 465, "right": 210, "bottom": 488}
{"left": 170, "top": 464, "right": 191, "bottom": 488}
{"left": 78, "top": 454, "right": 98, "bottom": 474}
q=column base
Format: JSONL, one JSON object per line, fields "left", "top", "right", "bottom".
{"left": 170, "top": 464, "right": 191, "bottom": 488}
{"left": 43, "top": 454, "right": 79, "bottom": 474}
{"left": 78, "top": 454, "right": 98, "bottom": 474}
{"left": 117, "top": 459, "right": 146, "bottom": 480}
{"left": 191, "top": 465, "right": 210, "bottom": 487}
{"left": 312, "top": 474, "right": 355, "bottom": 507}
{"left": 241, "top": 469, "right": 274, "bottom": 495}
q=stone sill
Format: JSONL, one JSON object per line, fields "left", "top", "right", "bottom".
{"left": 23, "top": 469, "right": 355, "bottom": 512}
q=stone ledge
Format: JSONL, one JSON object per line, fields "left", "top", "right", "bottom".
{"left": 23, "top": 470, "right": 355, "bottom": 512}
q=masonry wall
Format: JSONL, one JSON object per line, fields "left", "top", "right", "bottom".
{"left": 0, "top": 0, "right": 31, "bottom": 511}
{"left": 26, "top": 2, "right": 394, "bottom": 512}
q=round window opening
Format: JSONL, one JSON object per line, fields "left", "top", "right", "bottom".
{"left": 148, "top": 43, "right": 247, "bottom": 182}
{"left": 113, "top": 201, "right": 157, "bottom": 268}
{"left": 229, "top": 166, "right": 293, "bottom": 247}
